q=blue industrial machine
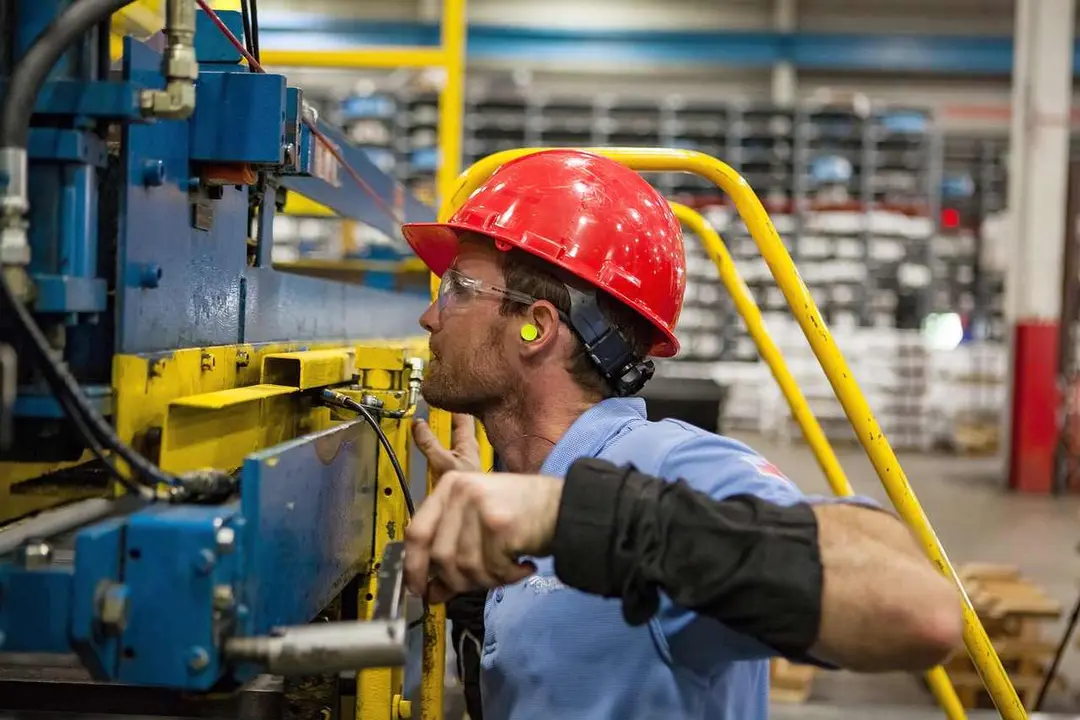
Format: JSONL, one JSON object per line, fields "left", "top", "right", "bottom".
{"left": 0, "top": 1, "right": 435, "bottom": 716}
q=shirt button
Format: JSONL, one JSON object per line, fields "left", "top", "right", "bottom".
{"left": 494, "top": 587, "right": 504, "bottom": 602}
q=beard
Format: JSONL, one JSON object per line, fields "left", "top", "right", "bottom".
{"left": 421, "top": 325, "right": 516, "bottom": 417}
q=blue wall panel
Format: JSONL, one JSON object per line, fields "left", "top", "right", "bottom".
{"left": 256, "top": 14, "right": 1075, "bottom": 76}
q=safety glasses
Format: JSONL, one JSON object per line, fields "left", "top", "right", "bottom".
{"left": 436, "top": 268, "right": 538, "bottom": 314}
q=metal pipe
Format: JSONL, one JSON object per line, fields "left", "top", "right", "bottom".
{"left": 224, "top": 619, "right": 408, "bottom": 676}
{"left": 0, "top": 498, "right": 115, "bottom": 556}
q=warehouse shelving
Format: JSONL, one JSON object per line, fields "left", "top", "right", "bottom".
{"left": 939, "top": 136, "right": 1010, "bottom": 342}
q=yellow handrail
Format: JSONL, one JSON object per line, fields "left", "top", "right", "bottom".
{"left": 441, "top": 147, "right": 1025, "bottom": 720}
{"left": 670, "top": 202, "right": 967, "bottom": 720}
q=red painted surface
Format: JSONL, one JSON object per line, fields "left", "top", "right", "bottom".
{"left": 1008, "top": 321, "right": 1061, "bottom": 494}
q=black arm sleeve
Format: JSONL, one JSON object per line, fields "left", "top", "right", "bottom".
{"left": 550, "top": 457, "right": 824, "bottom": 660}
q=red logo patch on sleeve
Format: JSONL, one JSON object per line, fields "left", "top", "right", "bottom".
{"left": 743, "top": 455, "right": 788, "bottom": 482}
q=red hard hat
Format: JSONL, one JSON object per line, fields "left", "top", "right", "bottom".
{"left": 401, "top": 149, "right": 686, "bottom": 357}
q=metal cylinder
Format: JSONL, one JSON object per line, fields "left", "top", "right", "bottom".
{"left": 0, "top": 146, "right": 29, "bottom": 218}
{"left": 0, "top": 498, "right": 116, "bottom": 557}
{"left": 224, "top": 619, "right": 407, "bottom": 676}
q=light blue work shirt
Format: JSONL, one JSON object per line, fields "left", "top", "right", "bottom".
{"left": 480, "top": 397, "right": 849, "bottom": 720}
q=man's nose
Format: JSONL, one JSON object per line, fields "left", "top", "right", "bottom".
{"left": 419, "top": 302, "right": 439, "bottom": 332}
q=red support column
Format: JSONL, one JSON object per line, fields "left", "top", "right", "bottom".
{"left": 1004, "top": 0, "right": 1074, "bottom": 493}
{"left": 1007, "top": 322, "right": 1060, "bottom": 493}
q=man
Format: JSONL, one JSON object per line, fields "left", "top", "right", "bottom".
{"left": 400, "top": 149, "right": 962, "bottom": 720}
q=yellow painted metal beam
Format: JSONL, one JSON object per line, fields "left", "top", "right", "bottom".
{"left": 107, "top": 341, "right": 423, "bottom": 481}
{"left": 262, "top": 348, "right": 357, "bottom": 390}
{"left": 282, "top": 193, "right": 336, "bottom": 218}
{"left": 159, "top": 384, "right": 301, "bottom": 474}
{"left": 261, "top": 48, "right": 448, "bottom": 69}
{"left": 346, "top": 377, "right": 412, "bottom": 720}
{"left": 109, "top": 0, "right": 164, "bottom": 61}
{"left": 446, "top": 147, "right": 1026, "bottom": 720}
{"left": 671, "top": 202, "right": 967, "bottom": 720}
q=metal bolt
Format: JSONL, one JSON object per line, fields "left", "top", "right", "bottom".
{"left": 187, "top": 646, "right": 210, "bottom": 673}
{"left": 17, "top": 540, "right": 52, "bottom": 569}
{"left": 142, "top": 159, "right": 165, "bottom": 187}
{"left": 282, "top": 143, "right": 297, "bottom": 167}
{"left": 212, "top": 584, "right": 235, "bottom": 611}
{"left": 215, "top": 526, "right": 236, "bottom": 554}
{"left": 192, "top": 549, "right": 216, "bottom": 575}
{"left": 361, "top": 394, "right": 383, "bottom": 410}
{"left": 200, "top": 352, "right": 214, "bottom": 371}
{"left": 98, "top": 582, "right": 130, "bottom": 632}
{"left": 393, "top": 695, "right": 412, "bottom": 719}
{"left": 137, "top": 263, "right": 162, "bottom": 289}
{"left": 235, "top": 350, "right": 250, "bottom": 368}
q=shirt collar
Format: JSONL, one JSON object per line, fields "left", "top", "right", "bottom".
{"left": 540, "top": 397, "right": 648, "bottom": 476}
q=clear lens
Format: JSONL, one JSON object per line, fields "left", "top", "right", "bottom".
{"left": 437, "top": 269, "right": 469, "bottom": 313}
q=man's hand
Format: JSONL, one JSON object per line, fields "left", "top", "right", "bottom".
{"left": 404, "top": 471, "right": 564, "bottom": 604}
{"left": 412, "top": 413, "right": 482, "bottom": 478}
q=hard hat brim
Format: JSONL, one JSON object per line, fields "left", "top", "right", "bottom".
{"left": 401, "top": 222, "right": 679, "bottom": 358}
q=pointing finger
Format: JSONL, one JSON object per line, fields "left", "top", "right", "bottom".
{"left": 412, "top": 419, "right": 452, "bottom": 471}
{"left": 450, "top": 414, "right": 478, "bottom": 451}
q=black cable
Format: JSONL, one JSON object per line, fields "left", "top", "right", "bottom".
{"left": 54, "top": 386, "right": 154, "bottom": 500}
{"left": 0, "top": 276, "right": 177, "bottom": 492}
{"left": 248, "top": 0, "right": 260, "bottom": 62}
{"left": 321, "top": 390, "right": 415, "bottom": 516}
{"left": 1035, "top": 587, "right": 1080, "bottom": 710}
{"left": 0, "top": 0, "right": 173, "bottom": 494}
{"left": 0, "top": 0, "right": 137, "bottom": 147}
{"left": 319, "top": 389, "right": 427, "bottom": 631}
{"left": 239, "top": 0, "right": 255, "bottom": 71}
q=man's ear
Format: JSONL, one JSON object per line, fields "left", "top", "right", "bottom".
{"left": 519, "top": 301, "right": 561, "bottom": 356}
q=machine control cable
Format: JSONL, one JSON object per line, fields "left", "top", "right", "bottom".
{"left": 319, "top": 389, "right": 428, "bottom": 632}
{"left": 319, "top": 389, "right": 415, "bottom": 517}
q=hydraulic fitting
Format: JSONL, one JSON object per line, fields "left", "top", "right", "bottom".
{"left": 141, "top": 0, "right": 198, "bottom": 119}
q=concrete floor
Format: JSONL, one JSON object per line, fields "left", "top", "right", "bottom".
{"left": 731, "top": 431, "right": 1080, "bottom": 718}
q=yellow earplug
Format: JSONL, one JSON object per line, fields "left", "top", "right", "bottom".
{"left": 520, "top": 323, "right": 539, "bottom": 342}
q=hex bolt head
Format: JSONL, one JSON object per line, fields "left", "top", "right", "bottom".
{"left": 17, "top": 540, "right": 52, "bottom": 569}
{"left": 215, "top": 526, "right": 236, "bottom": 554}
{"left": 212, "top": 584, "right": 235, "bottom": 611}
{"left": 192, "top": 549, "right": 216, "bottom": 575}
{"left": 142, "top": 159, "right": 165, "bottom": 187}
{"left": 187, "top": 646, "right": 210, "bottom": 673}
{"left": 98, "top": 583, "right": 130, "bottom": 632}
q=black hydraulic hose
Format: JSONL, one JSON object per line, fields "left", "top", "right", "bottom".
{"left": 54, "top": 385, "right": 155, "bottom": 500}
{"left": 240, "top": 0, "right": 255, "bottom": 71}
{"left": 0, "top": 0, "right": 138, "bottom": 148}
{"left": 249, "top": 0, "right": 260, "bottom": 61}
{"left": 0, "top": 276, "right": 178, "bottom": 492}
{"left": 320, "top": 389, "right": 415, "bottom": 516}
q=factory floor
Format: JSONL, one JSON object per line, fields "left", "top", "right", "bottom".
{"left": 726, "top": 431, "right": 1080, "bottom": 719}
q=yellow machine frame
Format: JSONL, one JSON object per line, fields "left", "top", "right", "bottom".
{"left": 440, "top": 148, "right": 1028, "bottom": 720}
